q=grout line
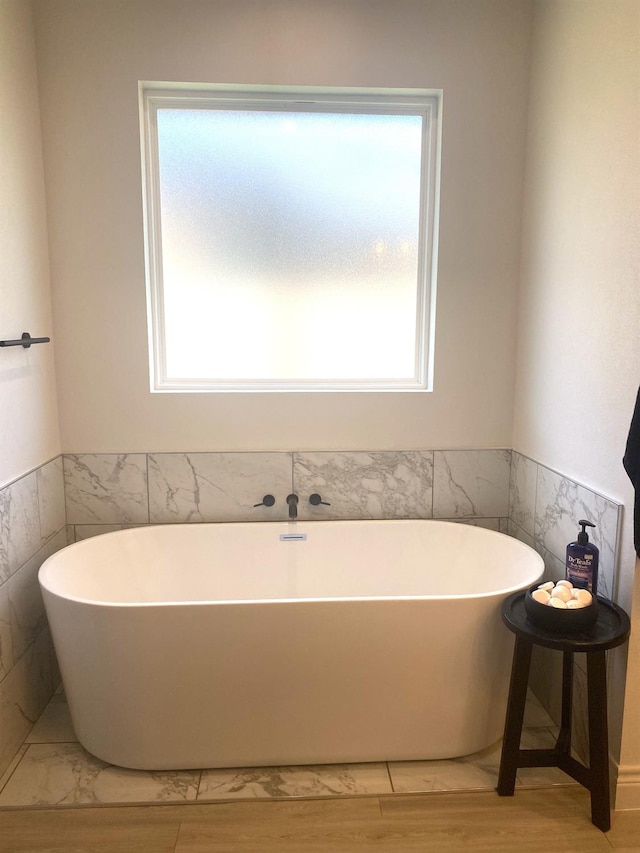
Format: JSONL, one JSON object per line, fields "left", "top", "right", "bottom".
{"left": 194, "top": 769, "right": 203, "bottom": 802}
{"left": 430, "top": 451, "right": 435, "bottom": 518}
{"left": 35, "top": 466, "right": 43, "bottom": 546}
{"left": 0, "top": 745, "right": 29, "bottom": 796}
{"left": 146, "top": 453, "right": 151, "bottom": 524}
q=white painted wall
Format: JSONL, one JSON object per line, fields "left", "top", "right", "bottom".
{"left": 33, "top": 0, "right": 532, "bottom": 453}
{"left": 0, "top": 0, "right": 60, "bottom": 488}
{"left": 513, "top": 0, "right": 640, "bottom": 805}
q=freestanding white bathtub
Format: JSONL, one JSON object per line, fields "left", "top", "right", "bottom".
{"left": 39, "top": 520, "right": 543, "bottom": 771}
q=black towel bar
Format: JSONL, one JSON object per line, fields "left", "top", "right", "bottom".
{"left": 0, "top": 332, "right": 51, "bottom": 348}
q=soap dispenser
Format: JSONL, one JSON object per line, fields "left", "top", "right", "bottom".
{"left": 566, "top": 519, "right": 599, "bottom": 594}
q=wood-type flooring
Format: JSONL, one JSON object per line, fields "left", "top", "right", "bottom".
{"left": 1, "top": 787, "right": 639, "bottom": 852}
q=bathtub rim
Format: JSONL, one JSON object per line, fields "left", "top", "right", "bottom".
{"left": 39, "top": 519, "right": 544, "bottom": 608}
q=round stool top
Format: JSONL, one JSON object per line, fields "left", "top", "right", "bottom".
{"left": 502, "top": 591, "right": 631, "bottom": 652}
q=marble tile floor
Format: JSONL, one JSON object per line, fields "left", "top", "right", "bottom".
{"left": 0, "top": 689, "right": 575, "bottom": 809}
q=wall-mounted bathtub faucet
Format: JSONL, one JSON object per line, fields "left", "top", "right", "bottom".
{"left": 286, "top": 494, "right": 299, "bottom": 519}
{"left": 253, "top": 495, "right": 276, "bottom": 508}
{"left": 309, "top": 493, "right": 331, "bottom": 507}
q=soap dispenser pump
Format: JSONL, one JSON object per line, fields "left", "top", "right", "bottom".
{"left": 566, "top": 519, "right": 599, "bottom": 594}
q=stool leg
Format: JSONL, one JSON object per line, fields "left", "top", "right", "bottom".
{"left": 497, "top": 637, "right": 532, "bottom": 796}
{"left": 556, "top": 650, "right": 574, "bottom": 755}
{"left": 587, "top": 650, "right": 610, "bottom": 832}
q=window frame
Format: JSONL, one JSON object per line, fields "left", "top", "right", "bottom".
{"left": 139, "top": 83, "right": 442, "bottom": 393}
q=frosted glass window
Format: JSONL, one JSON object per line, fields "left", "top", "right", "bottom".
{"left": 141, "top": 87, "right": 440, "bottom": 391}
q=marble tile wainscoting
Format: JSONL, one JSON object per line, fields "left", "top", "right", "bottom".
{"left": 62, "top": 449, "right": 514, "bottom": 539}
{"left": 62, "top": 450, "right": 620, "bottom": 588}
{"left": 0, "top": 457, "right": 67, "bottom": 779}
{"left": 509, "top": 451, "right": 622, "bottom": 761}
{"left": 509, "top": 451, "right": 620, "bottom": 601}
{"left": 0, "top": 448, "right": 623, "bottom": 807}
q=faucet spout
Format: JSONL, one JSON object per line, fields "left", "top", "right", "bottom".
{"left": 286, "top": 493, "right": 299, "bottom": 520}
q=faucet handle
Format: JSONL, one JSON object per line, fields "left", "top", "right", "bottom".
{"left": 309, "top": 493, "right": 330, "bottom": 506}
{"left": 253, "top": 494, "right": 276, "bottom": 507}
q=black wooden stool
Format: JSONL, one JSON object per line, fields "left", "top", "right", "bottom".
{"left": 497, "top": 591, "right": 630, "bottom": 832}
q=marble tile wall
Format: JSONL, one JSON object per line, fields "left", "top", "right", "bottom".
{"left": 63, "top": 449, "right": 512, "bottom": 539}
{"left": 509, "top": 451, "right": 621, "bottom": 601}
{"left": 508, "top": 451, "right": 623, "bottom": 762}
{"left": 0, "top": 457, "right": 67, "bottom": 778}
{"left": 2, "top": 448, "right": 621, "bottom": 785}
